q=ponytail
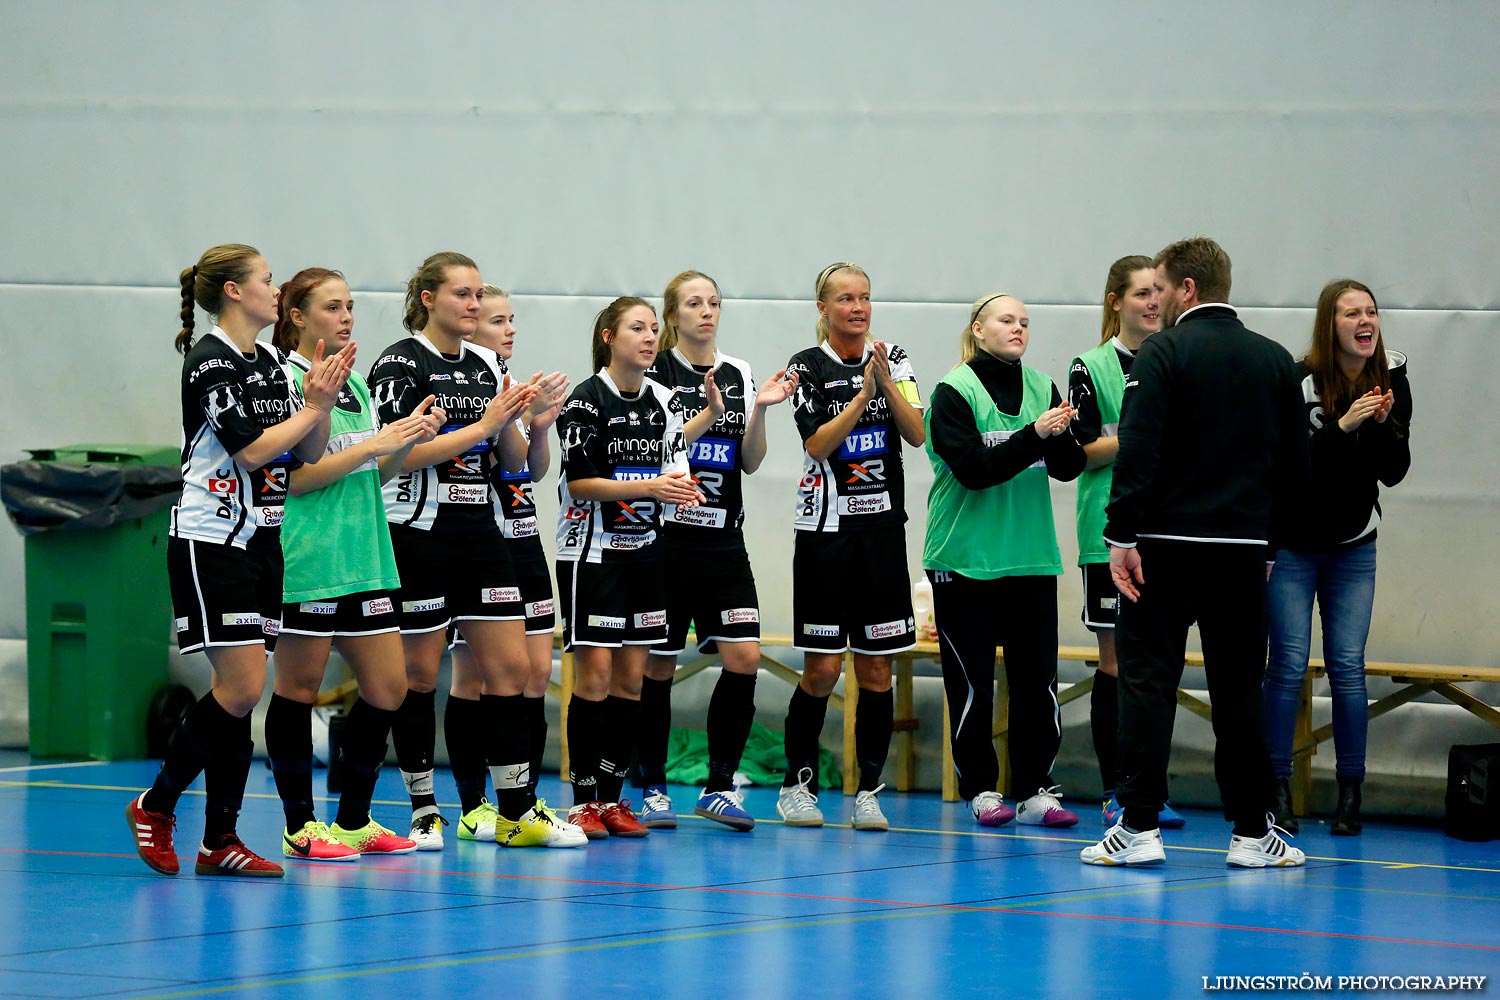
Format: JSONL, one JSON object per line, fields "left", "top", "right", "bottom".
{"left": 1100, "top": 254, "right": 1153, "bottom": 345}
{"left": 176, "top": 244, "right": 261, "bottom": 354}
{"left": 272, "top": 267, "right": 345, "bottom": 356}
{"left": 961, "top": 293, "right": 1010, "bottom": 365}
{"left": 404, "top": 251, "right": 477, "bottom": 332}
{"left": 176, "top": 266, "right": 197, "bottom": 355}
{"left": 591, "top": 297, "right": 654, "bottom": 373}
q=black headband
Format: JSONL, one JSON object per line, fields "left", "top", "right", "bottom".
{"left": 970, "top": 293, "right": 1010, "bottom": 324}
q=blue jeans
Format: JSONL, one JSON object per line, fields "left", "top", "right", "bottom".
{"left": 1262, "top": 542, "right": 1378, "bottom": 781}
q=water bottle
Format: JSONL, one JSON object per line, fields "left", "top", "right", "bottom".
{"left": 912, "top": 576, "right": 937, "bottom": 641}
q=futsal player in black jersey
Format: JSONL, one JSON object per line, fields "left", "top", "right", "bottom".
{"left": 554, "top": 297, "right": 702, "bottom": 839}
{"left": 446, "top": 285, "right": 578, "bottom": 847}
{"left": 632, "top": 271, "right": 798, "bottom": 831}
{"left": 127, "top": 243, "right": 353, "bottom": 878}
{"left": 368, "top": 253, "right": 564, "bottom": 850}
{"left": 778, "top": 263, "right": 926, "bottom": 832}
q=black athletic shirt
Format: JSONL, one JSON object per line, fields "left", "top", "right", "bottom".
{"left": 646, "top": 347, "right": 756, "bottom": 549}
{"left": 787, "top": 341, "right": 921, "bottom": 533}
{"left": 171, "top": 327, "right": 303, "bottom": 552}
{"left": 369, "top": 335, "right": 503, "bottom": 534}
{"left": 1068, "top": 339, "right": 1137, "bottom": 446}
{"left": 1282, "top": 353, "right": 1412, "bottom": 550}
{"left": 554, "top": 371, "right": 688, "bottom": 564}
{"left": 927, "top": 351, "right": 1084, "bottom": 489}
{"left": 483, "top": 353, "right": 546, "bottom": 563}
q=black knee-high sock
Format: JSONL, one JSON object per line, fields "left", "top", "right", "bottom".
{"left": 203, "top": 709, "right": 253, "bottom": 846}
{"left": 634, "top": 676, "right": 673, "bottom": 788}
{"left": 392, "top": 689, "right": 438, "bottom": 816}
{"left": 525, "top": 695, "right": 547, "bottom": 795}
{"left": 597, "top": 695, "right": 641, "bottom": 804}
{"left": 483, "top": 693, "right": 534, "bottom": 819}
{"left": 1091, "top": 670, "right": 1119, "bottom": 793}
{"left": 568, "top": 696, "right": 605, "bottom": 803}
{"left": 265, "top": 694, "right": 316, "bottom": 833}
{"left": 444, "top": 694, "right": 488, "bottom": 814}
{"left": 855, "top": 686, "right": 893, "bottom": 793}
{"left": 783, "top": 685, "right": 830, "bottom": 792}
{"left": 144, "top": 692, "right": 237, "bottom": 816}
{"left": 335, "top": 697, "right": 395, "bottom": 830}
{"left": 706, "top": 671, "right": 757, "bottom": 793}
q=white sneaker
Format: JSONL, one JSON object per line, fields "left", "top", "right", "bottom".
{"left": 408, "top": 810, "right": 446, "bottom": 851}
{"left": 970, "top": 791, "right": 1016, "bottom": 827}
{"left": 1015, "top": 786, "right": 1080, "bottom": 828}
{"left": 1226, "top": 817, "right": 1305, "bottom": 868}
{"left": 1081, "top": 822, "right": 1166, "bottom": 866}
{"left": 852, "top": 784, "right": 889, "bottom": 832}
{"left": 776, "top": 767, "right": 824, "bottom": 827}
{"left": 500, "top": 800, "right": 589, "bottom": 849}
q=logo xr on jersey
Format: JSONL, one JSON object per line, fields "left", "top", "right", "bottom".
{"left": 846, "top": 459, "right": 885, "bottom": 484}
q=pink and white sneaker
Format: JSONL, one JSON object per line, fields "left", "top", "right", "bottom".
{"left": 1015, "top": 786, "right": 1079, "bottom": 828}
{"left": 970, "top": 791, "right": 1016, "bottom": 827}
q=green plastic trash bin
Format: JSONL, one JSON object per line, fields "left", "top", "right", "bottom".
{"left": 3, "top": 445, "right": 181, "bottom": 759}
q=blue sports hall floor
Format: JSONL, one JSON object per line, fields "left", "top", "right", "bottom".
{"left": 1, "top": 757, "right": 1496, "bottom": 1000}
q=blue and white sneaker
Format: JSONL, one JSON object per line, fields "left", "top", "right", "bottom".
{"left": 694, "top": 788, "right": 755, "bottom": 831}
{"left": 1160, "top": 802, "right": 1186, "bottom": 830}
{"left": 639, "top": 785, "right": 677, "bottom": 829}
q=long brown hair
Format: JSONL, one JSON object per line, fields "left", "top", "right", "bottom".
{"left": 660, "top": 270, "right": 719, "bottom": 351}
{"left": 272, "top": 268, "right": 345, "bottom": 354}
{"left": 1101, "top": 255, "right": 1153, "bottom": 345}
{"left": 177, "top": 244, "right": 261, "bottom": 354}
{"left": 1305, "top": 279, "right": 1391, "bottom": 419}
{"left": 591, "top": 297, "right": 655, "bottom": 372}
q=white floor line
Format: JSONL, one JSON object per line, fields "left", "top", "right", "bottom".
{"left": 0, "top": 759, "right": 109, "bottom": 774}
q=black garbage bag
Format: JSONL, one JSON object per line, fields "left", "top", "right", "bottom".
{"left": 2, "top": 455, "right": 182, "bottom": 536}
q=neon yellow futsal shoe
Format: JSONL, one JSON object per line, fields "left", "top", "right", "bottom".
{"left": 499, "top": 799, "right": 588, "bottom": 848}
{"left": 457, "top": 799, "right": 500, "bottom": 842}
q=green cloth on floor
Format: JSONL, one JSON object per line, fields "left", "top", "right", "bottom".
{"left": 663, "top": 721, "right": 840, "bottom": 791}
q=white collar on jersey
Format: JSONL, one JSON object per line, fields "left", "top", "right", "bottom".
{"left": 670, "top": 345, "right": 720, "bottom": 373}
{"left": 596, "top": 368, "right": 651, "bottom": 401}
{"left": 208, "top": 325, "right": 264, "bottom": 359}
{"left": 1111, "top": 337, "right": 1137, "bottom": 359}
{"left": 411, "top": 331, "right": 472, "bottom": 360}
{"left": 818, "top": 339, "right": 871, "bottom": 366}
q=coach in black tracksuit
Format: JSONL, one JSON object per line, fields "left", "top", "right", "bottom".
{"left": 1099, "top": 238, "right": 1306, "bottom": 863}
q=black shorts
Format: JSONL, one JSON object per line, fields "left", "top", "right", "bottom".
{"left": 557, "top": 557, "right": 666, "bottom": 651}
{"left": 280, "top": 590, "right": 400, "bottom": 639}
{"left": 792, "top": 526, "right": 915, "bottom": 654}
{"left": 389, "top": 525, "right": 522, "bottom": 635}
{"left": 1081, "top": 563, "right": 1118, "bottom": 632}
{"left": 450, "top": 557, "right": 555, "bottom": 647}
{"left": 169, "top": 536, "right": 282, "bottom": 654}
{"left": 659, "top": 540, "right": 760, "bottom": 655}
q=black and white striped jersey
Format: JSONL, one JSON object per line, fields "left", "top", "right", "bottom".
{"left": 788, "top": 341, "right": 921, "bottom": 533}
{"left": 170, "top": 327, "right": 303, "bottom": 551}
{"left": 369, "top": 334, "right": 501, "bottom": 534}
{"left": 647, "top": 348, "right": 755, "bottom": 545}
{"left": 554, "top": 371, "right": 688, "bottom": 564}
